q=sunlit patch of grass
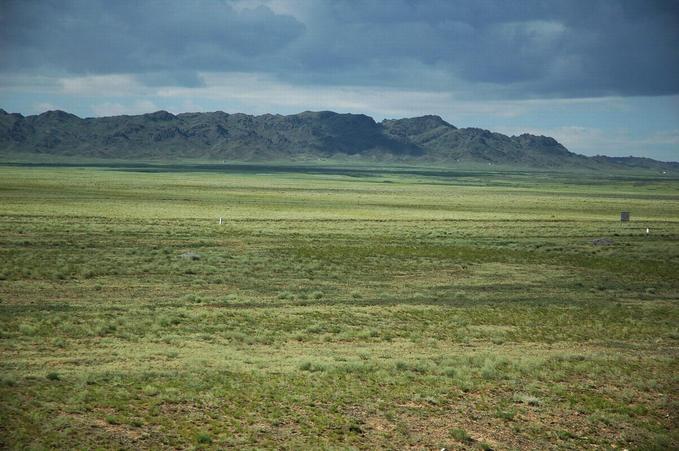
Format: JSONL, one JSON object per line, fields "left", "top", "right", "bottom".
{"left": 450, "top": 427, "right": 473, "bottom": 444}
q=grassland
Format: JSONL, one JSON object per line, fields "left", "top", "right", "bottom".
{"left": 0, "top": 163, "right": 677, "bottom": 450}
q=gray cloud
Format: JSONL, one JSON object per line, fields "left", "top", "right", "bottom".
{"left": 284, "top": 0, "right": 679, "bottom": 97}
{"left": 0, "top": 0, "right": 677, "bottom": 97}
{"left": 0, "top": 0, "right": 306, "bottom": 84}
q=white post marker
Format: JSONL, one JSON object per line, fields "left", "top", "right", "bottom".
{"left": 219, "top": 217, "right": 223, "bottom": 225}
{"left": 646, "top": 227, "right": 650, "bottom": 234}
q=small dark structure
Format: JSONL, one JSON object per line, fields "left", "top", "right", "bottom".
{"left": 620, "top": 211, "right": 630, "bottom": 222}
{"left": 180, "top": 252, "right": 202, "bottom": 261}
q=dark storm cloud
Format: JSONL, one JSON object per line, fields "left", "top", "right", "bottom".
{"left": 0, "top": 0, "right": 306, "bottom": 84}
{"left": 1, "top": 0, "right": 677, "bottom": 97}
{"left": 288, "top": 0, "right": 679, "bottom": 97}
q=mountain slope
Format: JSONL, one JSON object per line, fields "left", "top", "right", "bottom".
{"left": 0, "top": 108, "right": 676, "bottom": 170}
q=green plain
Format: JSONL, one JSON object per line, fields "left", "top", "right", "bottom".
{"left": 0, "top": 163, "right": 677, "bottom": 449}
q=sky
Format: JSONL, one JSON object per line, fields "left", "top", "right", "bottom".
{"left": 1, "top": 0, "right": 678, "bottom": 161}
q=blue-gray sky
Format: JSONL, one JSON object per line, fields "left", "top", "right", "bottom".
{"left": 1, "top": 0, "right": 678, "bottom": 160}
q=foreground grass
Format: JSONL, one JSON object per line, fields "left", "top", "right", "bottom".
{"left": 0, "top": 164, "right": 678, "bottom": 449}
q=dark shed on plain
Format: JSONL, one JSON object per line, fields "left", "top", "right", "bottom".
{"left": 621, "top": 211, "right": 630, "bottom": 222}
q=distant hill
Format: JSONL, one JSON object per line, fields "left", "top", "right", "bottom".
{"left": 0, "top": 108, "right": 676, "bottom": 171}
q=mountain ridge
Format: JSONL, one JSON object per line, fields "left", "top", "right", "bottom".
{"left": 1, "top": 108, "right": 676, "bottom": 170}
